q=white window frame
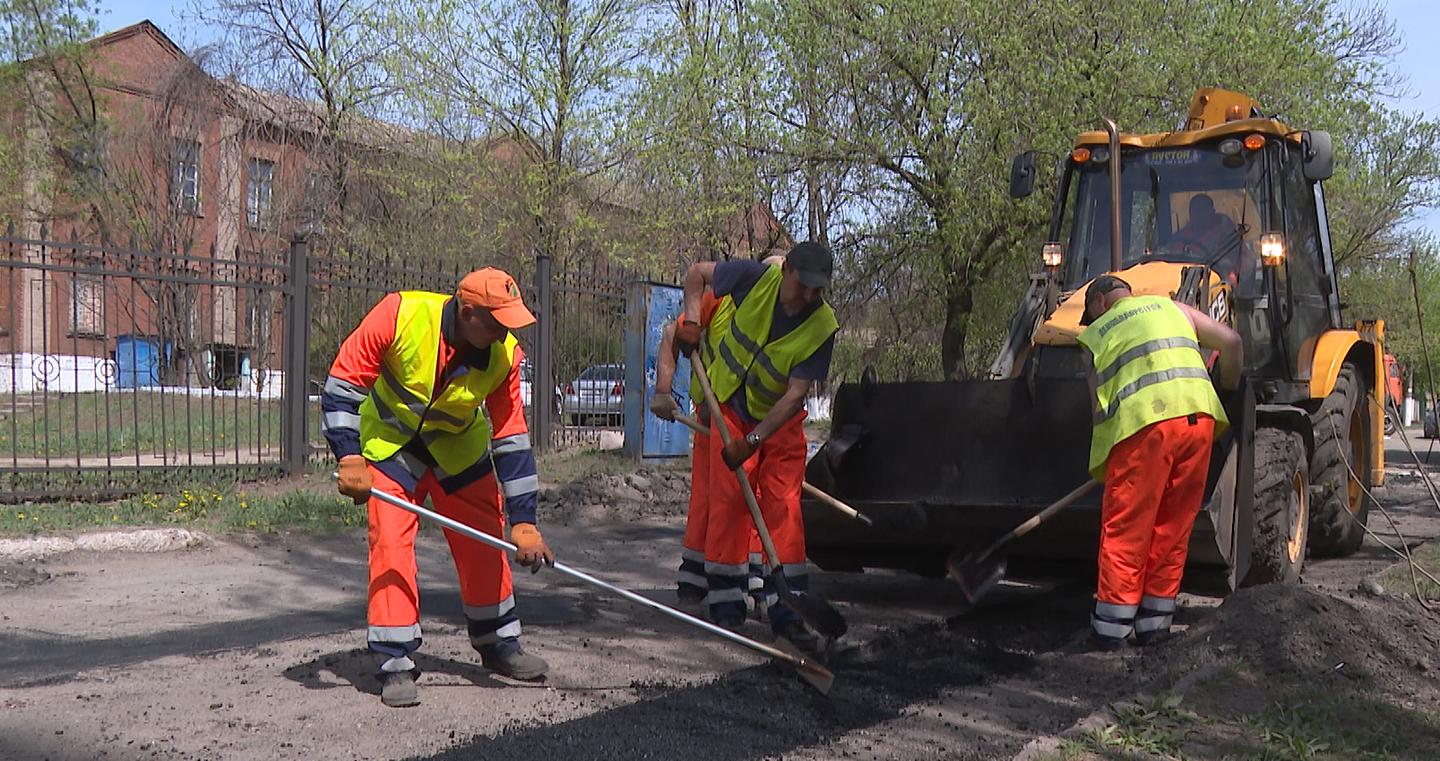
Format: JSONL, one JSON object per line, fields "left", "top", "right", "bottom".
{"left": 68, "top": 275, "right": 105, "bottom": 339}
{"left": 172, "top": 139, "right": 201, "bottom": 215}
{"left": 246, "top": 158, "right": 275, "bottom": 229}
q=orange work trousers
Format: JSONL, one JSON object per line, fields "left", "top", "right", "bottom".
{"left": 679, "top": 416, "right": 767, "bottom": 602}
{"left": 367, "top": 463, "right": 517, "bottom": 657}
{"left": 1094, "top": 413, "right": 1214, "bottom": 637}
{"left": 704, "top": 404, "right": 807, "bottom": 627}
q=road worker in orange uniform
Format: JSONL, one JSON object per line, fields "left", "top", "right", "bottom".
{"left": 321, "top": 268, "right": 554, "bottom": 708}
{"left": 652, "top": 278, "right": 778, "bottom": 618}
{"left": 674, "top": 242, "right": 839, "bottom": 652}
{"left": 1077, "top": 274, "right": 1243, "bottom": 649}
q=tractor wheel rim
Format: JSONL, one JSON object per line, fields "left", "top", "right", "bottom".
{"left": 1348, "top": 411, "right": 1365, "bottom": 512}
{"left": 1287, "top": 471, "right": 1308, "bottom": 564}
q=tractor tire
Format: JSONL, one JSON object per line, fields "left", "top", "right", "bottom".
{"left": 1243, "top": 427, "right": 1309, "bottom": 586}
{"left": 1307, "top": 364, "right": 1373, "bottom": 557}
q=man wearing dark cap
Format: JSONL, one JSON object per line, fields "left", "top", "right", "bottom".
{"left": 322, "top": 268, "right": 553, "bottom": 707}
{"left": 674, "top": 242, "right": 839, "bottom": 653}
{"left": 1077, "top": 274, "right": 1242, "bottom": 649}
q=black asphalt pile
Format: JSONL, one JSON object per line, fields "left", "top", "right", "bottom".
{"left": 541, "top": 469, "right": 693, "bottom": 524}
{"left": 1150, "top": 583, "right": 1440, "bottom": 709}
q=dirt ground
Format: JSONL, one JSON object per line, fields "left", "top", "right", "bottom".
{"left": 1, "top": 440, "right": 1439, "bottom": 761}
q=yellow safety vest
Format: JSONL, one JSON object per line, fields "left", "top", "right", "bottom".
{"left": 1076, "top": 295, "right": 1227, "bottom": 481}
{"left": 360, "top": 291, "right": 517, "bottom": 477}
{"left": 700, "top": 266, "right": 839, "bottom": 419}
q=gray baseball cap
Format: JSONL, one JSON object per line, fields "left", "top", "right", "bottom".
{"left": 787, "top": 241, "right": 833, "bottom": 288}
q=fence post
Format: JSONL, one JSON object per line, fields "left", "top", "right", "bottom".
{"left": 533, "top": 254, "right": 554, "bottom": 452}
{"left": 282, "top": 232, "right": 311, "bottom": 473}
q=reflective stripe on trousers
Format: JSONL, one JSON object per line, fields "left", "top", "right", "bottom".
{"left": 366, "top": 462, "right": 517, "bottom": 658}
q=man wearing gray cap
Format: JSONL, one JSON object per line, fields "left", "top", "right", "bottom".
{"left": 675, "top": 242, "right": 839, "bottom": 654}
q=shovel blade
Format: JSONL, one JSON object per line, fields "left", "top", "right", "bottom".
{"left": 772, "top": 635, "right": 835, "bottom": 695}
{"left": 946, "top": 547, "right": 1007, "bottom": 607}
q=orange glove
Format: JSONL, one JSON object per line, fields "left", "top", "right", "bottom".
{"left": 337, "top": 455, "right": 372, "bottom": 504}
{"left": 675, "top": 320, "right": 703, "bottom": 357}
{"left": 722, "top": 436, "right": 758, "bottom": 470}
{"left": 510, "top": 523, "right": 555, "bottom": 573}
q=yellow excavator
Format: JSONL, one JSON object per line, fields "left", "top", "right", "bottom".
{"left": 804, "top": 89, "right": 1385, "bottom": 593}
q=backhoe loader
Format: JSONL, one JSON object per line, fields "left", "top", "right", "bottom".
{"left": 804, "top": 89, "right": 1385, "bottom": 594}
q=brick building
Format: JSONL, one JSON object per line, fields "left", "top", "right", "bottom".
{"left": 0, "top": 20, "right": 795, "bottom": 397}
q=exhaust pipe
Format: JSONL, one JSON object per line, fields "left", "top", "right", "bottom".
{"left": 1103, "top": 117, "right": 1123, "bottom": 272}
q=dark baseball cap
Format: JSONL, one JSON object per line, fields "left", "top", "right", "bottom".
{"left": 787, "top": 241, "right": 833, "bottom": 288}
{"left": 1079, "top": 275, "right": 1132, "bottom": 326}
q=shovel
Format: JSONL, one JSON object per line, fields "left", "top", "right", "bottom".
{"left": 689, "top": 351, "right": 848, "bottom": 640}
{"left": 351, "top": 479, "right": 836, "bottom": 694}
{"left": 673, "top": 412, "right": 873, "bottom": 528}
{"left": 947, "top": 479, "right": 1100, "bottom": 606}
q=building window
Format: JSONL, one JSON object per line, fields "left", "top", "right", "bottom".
{"left": 302, "top": 171, "right": 324, "bottom": 224}
{"left": 247, "top": 158, "right": 275, "bottom": 228}
{"left": 69, "top": 276, "right": 105, "bottom": 338}
{"left": 172, "top": 139, "right": 201, "bottom": 214}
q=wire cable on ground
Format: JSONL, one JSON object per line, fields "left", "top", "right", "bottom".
{"left": 1333, "top": 404, "right": 1437, "bottom": 610}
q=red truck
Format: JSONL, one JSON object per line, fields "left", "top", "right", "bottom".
{"left": 1384, "top": 353, "right": 1403, "bottom": 435}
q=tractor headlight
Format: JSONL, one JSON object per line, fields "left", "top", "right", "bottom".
{"left": 1260, "top": 232, "right": 1286, "bottom": 267}
{"left": 1042, "top": 241, "right": 1064, "bottom": 268}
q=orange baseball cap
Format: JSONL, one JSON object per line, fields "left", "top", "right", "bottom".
{"left": 456, "top": 268, "right": 535, "bottom": 329}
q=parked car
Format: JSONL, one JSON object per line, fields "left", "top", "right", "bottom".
{"left": 519, "top": 358, "right": 561, "bottom": 417}
{"left": 562, "top": 363, "right": 625, "bottom": 425}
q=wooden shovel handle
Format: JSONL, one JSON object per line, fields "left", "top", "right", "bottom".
{"left": 675, "top": 412, "right": 870, "bottom": 525}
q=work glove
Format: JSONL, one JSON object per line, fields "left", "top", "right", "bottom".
{"left": 722, "top": 436, "right": 758, "bottom": 470}
{"left": 510, "top": 523, "right": 555, "bottom": 573}
{"left": 650, "top": 391, "right": 679, "bottom": 421}
{"left": 336, "top": 454, "right": 372, "bottom": 505}
{"left": 675, "top": 320, "right": 703, "bottom": 358}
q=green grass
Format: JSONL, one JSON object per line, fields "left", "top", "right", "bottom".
{"left": 1376, "top": 542, "right": 1440, "bottom": 602}
{"left": 1064, "top": 694, "right": 1194, "bottom": 760}
{"left": 1040, "top": 663, "right": 1440, "bottom": 761}
{"left": 0, "top": 391, "right": 314, "bottom": 458}
{"left": 0, "top": 484, "right": 365, "bottom": 535}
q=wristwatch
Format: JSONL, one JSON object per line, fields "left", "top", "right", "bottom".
{"left": 745, "top": 432, "right": 761, "bottom": 448}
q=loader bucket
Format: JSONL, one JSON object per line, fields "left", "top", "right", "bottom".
{"left": 802, "top": 372, "right": 1249, "bottom": 595}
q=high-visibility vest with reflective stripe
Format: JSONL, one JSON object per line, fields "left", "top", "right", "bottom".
{"left": 359, "top": 291, "right": 516, "bottom": 477}
{"left": 689, "top": 294, "right": 736, "bottom": 405}
{"left": 1076, "top": 295, "right": 1227, "bottom": 481}
{"left": 701, "top": 266, "right": 838, "bottom": 419}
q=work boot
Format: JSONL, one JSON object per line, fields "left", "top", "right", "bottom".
{"left": 676, "top": 585, "right": 707, "bottom": 610}
{"left": 478, "top": 638, "right": 549, "bottom": 681}
{"left": 1067, "top": 630, "right": 1129, "bottom": 654}
{"left": 379, "top": 669, "right": 420, "bottom": 708}
{"left": 1133, "top": 628, "right": 1175, "bottom": 647}
{"left": 774, "top": 621, "right": 824, "bottom": 659}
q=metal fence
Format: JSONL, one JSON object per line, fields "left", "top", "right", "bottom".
{"left": 0, "top": 231, "right": 291, "bottom": 499}
{"left": 1, "top": 231, "right": 660, "bottom": 499}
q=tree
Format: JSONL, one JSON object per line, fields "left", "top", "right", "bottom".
{"left": 388, "top": 0, "right": 658, "bottom": 271}
{"left": 692, "top": 0, "right": 1428, "bottom": 379}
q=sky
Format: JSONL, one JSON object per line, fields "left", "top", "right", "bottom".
{"left": 94, "top": 0, "right": 1440, "bottom": 237}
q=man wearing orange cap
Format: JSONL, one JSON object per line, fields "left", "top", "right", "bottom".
{"left": 322, "top": 268, "right": 553, "bottom": 707}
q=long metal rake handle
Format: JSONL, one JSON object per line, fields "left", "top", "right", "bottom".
{"left": 357, "top": 482, "right": 817, "bottom": 671}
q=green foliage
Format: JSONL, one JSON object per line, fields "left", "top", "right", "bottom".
{"left": 1342, "top": 240, "right": 1440, "bottom": 398}
{"left": 648, "top": 0, "right": 1438, "bottom": 379}
{"left": 1079, "top": 694, "right": 1194, "bottom": 759}
{"left": 0, "top": 486, "right": 364, "bottom": 535}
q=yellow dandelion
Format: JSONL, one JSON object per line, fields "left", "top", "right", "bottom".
{"left": 16, "top": 512, "right": 25, "bottom": 520}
